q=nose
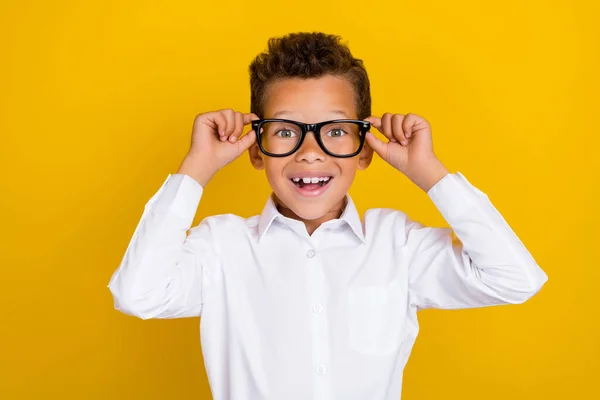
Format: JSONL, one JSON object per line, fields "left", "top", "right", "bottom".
{"left": 295, "top": 130, "right": 326, "bottom": 163}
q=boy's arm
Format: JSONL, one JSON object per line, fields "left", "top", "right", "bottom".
{"left": 364, "top": 112, "right": 547, "bottom": 308}
{"left": 108, "top": 109, "right": 258, "bottom": 319}
{"left": 406, "top": 172, "right": 548, "bottom": 309}
{"left": 107, "top": 173, "right": 217, "bottom": 319}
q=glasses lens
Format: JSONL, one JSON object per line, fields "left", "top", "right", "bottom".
{"left": 259, "top": 121, "right": 302, "bottom": 155}
{"left": 319, "top": 122, "right": 362, "bottom": 155}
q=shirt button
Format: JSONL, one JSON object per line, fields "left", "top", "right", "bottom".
{"left": 316, "top": 364, "right": 327, "bottom": 375}
{"left": 306, "top": 249, "right": 316, "bottom": 258}
{"left": 312, "top": 304, "right": 324, "bottom": 314}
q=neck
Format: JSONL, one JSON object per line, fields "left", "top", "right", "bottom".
{"left": 275, "top": 196, "right": 347, "bottom": 235}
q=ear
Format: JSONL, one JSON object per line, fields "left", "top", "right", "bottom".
{"left": 248, "top": 142, "right": 265, "bottom": 170}
{"left": 357, "top": 142, "right": 374, "bottom": 170}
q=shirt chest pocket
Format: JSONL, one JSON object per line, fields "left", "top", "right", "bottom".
{"left": 347, "top": 279, "right": 408, "bottom": 356}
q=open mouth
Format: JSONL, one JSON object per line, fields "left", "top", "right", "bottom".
{"left": 290, "top": 176, "right": 333, "bottom": 189}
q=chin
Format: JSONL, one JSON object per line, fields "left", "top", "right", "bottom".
{"left": 276, "top": 189, "right": 344, "bottom": 221}
{"left": 289, "top": 203, "right": 333, "bottom": 221}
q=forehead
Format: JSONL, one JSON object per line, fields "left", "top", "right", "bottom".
{"left": 263, "top": 75, "right": 357, "bottom": 120}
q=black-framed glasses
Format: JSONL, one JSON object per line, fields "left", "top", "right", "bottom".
{"left": 251, "top": 118, "right": 370, "bottom": 158}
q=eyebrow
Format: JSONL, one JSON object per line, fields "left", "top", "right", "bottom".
{"left": 271, "top": 110, "right": 350, "bottom": 119}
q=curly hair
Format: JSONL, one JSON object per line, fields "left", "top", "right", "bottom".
{"left": 248, "top": 32, "right": 371, "bottom": 119}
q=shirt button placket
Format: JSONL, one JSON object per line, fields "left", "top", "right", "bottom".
{"left": 306, "top": 246, "right": 329, "bottom": 399}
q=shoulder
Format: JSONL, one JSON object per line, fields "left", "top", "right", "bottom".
{"left": 364, "top": 207, "right": 411, "bottom": 227}
{"left": 361, "top": 206, "right": 449, "bottom": 243}
{"left": 362, "top": 207, "right": 412, "bottom": 244}
{"left": 195, "top": 213, "right": 261, "bottom": 238}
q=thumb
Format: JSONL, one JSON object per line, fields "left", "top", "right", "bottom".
{"left": 236, "top": 130, "right": 256, "bottom": 153}
{"left": 366, "top": 132, "right": 388, "bottom": 160}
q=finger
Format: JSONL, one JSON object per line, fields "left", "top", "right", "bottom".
{"left": 366, "top": 115, "right": 394, "bottom": 141}
{"left": 380, "top": 113, "right": 397, "bottom": 143}
{"left": 368, "top": 115, "right": 396, "bottom": 143}
{"left": 364, "top": 115, "right": 380, "bottom": 125}
{"left": 220, "top": 109, "right": 236, "bottom": 137}
{"left": 229, "top": 111, "right": 244, "bottom": 143}
{"left": 402, "top": 113, "right": 419, "bottom": 140}
{"left": 236, "top": 129, "right": 256, "bottom": 153}
{"left": 243, "top": 113, "right": 260, "bottom": 125}
{"left": 391, "top": 114, "right": 408, "bottom": 146}
{"left": 365, "top": 131, "right": 388, "bottom": 161}
{"left": 211, "top": 112, "right": 228, "bottom": 141}
{"left": 365, "top": 116, "right": 382, "bottom": 131}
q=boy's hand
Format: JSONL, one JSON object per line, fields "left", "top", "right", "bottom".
{"left": 365, "top": 113, "right": 449, "bottom": 192}
{"left": 178, "top": 109, "right": 259, "bottom": 186}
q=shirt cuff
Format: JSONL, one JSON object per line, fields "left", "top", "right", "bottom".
{"left": 427, "top": 172, "right": 490, "bottom": 221}
{"left": 146, "top": 173, "right": 204, "bottom": 224}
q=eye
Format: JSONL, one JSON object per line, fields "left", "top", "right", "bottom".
{"left": 327, "top": 128, "right": 346, "bottom": 137}
{"left": 276, "top": 129, "right": 297, "bottom": 138}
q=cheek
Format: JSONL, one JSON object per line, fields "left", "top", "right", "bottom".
{"left": 264, "top": 160, "right": 289, "bottom": 187}
{"left": 337, "top": 160, "right": 359, "bottom": 181}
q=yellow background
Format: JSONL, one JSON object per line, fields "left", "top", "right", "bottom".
{"left": 1, "top": 0, "right": 598, "bottom": 398}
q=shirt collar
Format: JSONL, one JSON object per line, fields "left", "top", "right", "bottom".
{"left": 257, "top": 194, "right": 366, "bottom": 243}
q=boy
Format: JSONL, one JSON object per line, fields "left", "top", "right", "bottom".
{"left": 108, "top": 32, "right": 547, "bottom": 399}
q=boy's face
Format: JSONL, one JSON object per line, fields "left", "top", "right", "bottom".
{"left": 249, "top": 75, "right": 373, "bottom": 223}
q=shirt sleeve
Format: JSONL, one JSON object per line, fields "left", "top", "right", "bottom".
{"left": 407, "top": 172, "right": 548, "bottom": 310}
{"left": 107, "top": 174, "right": 219, "bottom": 319}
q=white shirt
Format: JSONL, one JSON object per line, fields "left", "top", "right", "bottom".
{"left": 108, "top": 172, "right": 547, "bottom": 400}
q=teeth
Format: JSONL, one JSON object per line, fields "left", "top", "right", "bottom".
{"left": 292, "top": 176, "right": 332, "bottom": 184}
